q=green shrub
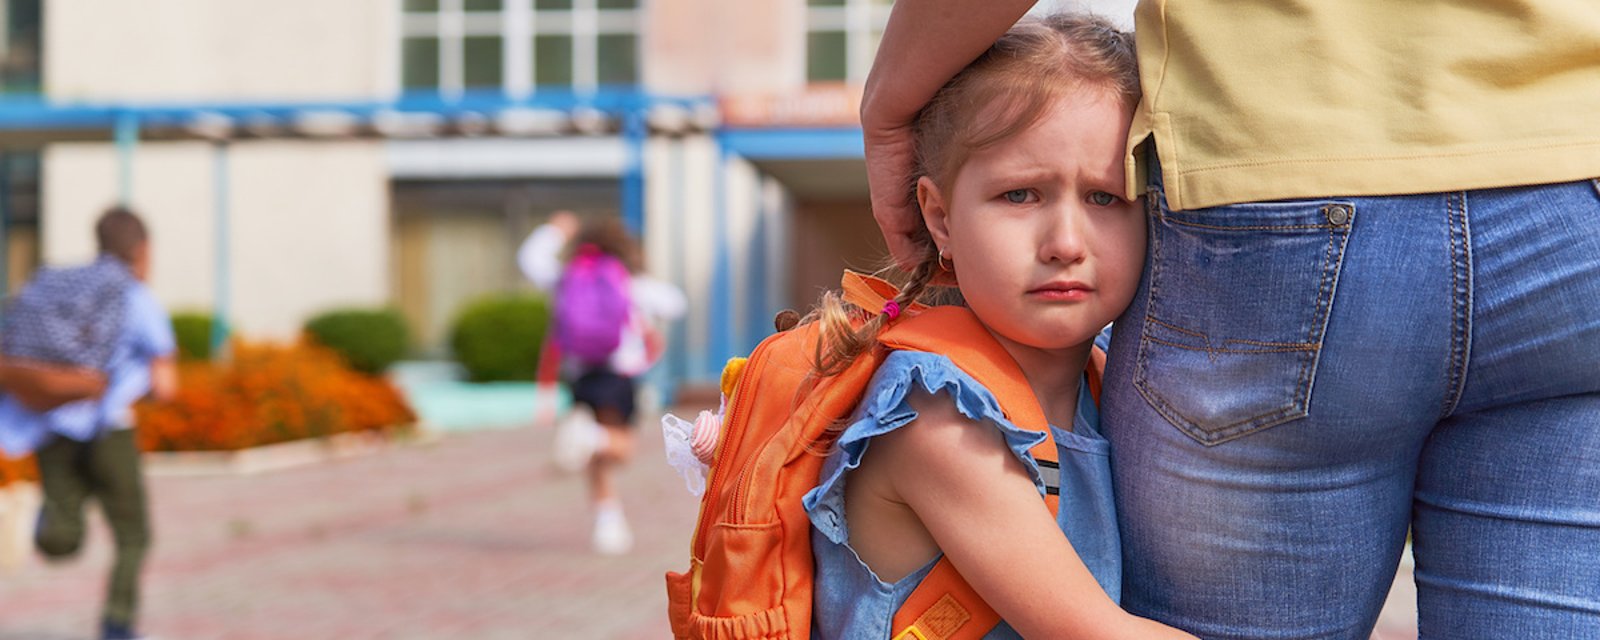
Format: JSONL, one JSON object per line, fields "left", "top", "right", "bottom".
{"left": 303, "top": 308, "right": 410, "bottom": 375}
{"left": 171, "top": 312, "right": 217, "bottom": 362}
{"left": 449, "top": 294, "right": 550, "bottom": 383}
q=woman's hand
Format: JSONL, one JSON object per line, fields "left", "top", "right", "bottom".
{"left": 863, "top": 118, "right": 923, "bottom": 267}
{"left": 860, "top": 0, "right": 1037, "bottom": 267}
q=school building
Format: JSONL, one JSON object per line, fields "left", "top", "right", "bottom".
{"left": 0, "top": 0, "right": 1132, "bottom": 387}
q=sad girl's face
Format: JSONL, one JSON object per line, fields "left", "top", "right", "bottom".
{"left": 919, "top": 92, "right": 1145, "bottom": 357}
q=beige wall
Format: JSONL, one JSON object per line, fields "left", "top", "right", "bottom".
{"left": 646, "top": 0, "right": 806, "bottom": 95}
{"left": 45, "top": 0, "right": 394, "bottom": 100}
{"left": 644, "top": 134, "right": 719, "bottom": 372}
{"left": 391, "top": 212, "right": 522, "bottom": 350}
{"left": 790, "top": 200, "right": 887, "bottom": 310}
{"left": 42, "top": 141, "right": 390, "bottom": 340}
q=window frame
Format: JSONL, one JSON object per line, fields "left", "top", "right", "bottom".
{"left": 400, "top": 0, "right": 643, "bottom": 97}
{"left": 804, "top": 0, "right": 891, "bottom": 83}
{"left": 0, "top": 0, "right": 44, "bottom": 95}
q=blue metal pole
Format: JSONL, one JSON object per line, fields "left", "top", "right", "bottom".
{"left": 620, "top": 110, "right": 646, "bottom": 237}
{"left": 210, "top": 141, "right": 231, "bottom": 357}
{"left": 0, "top": 152, "right": 10, "bottom": 300}
{"left": 746, "top": 183, "right": 768, "bottom": 355}
{"left": 114, "top": 112, "right": 139, "bottom": 206}
{"left": 706, "top": 136, "right": 731, "bottom": 382}
{"left": 667, "top": 139, "right": 689, "bottom": 396}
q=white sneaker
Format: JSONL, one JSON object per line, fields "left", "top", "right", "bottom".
{"left": 592, "top": 508, "right": 633, "bottom": 555}
{"left": 552, "top": 407, "right": 599, "bottom": 473}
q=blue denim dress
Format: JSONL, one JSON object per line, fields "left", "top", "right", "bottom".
{"left": 802, "top": 350, "right": 1120, "bottom": 639}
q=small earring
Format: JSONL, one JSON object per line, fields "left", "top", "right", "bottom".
{"left": 937, "top": 247, "right": 953, "bottom": 272}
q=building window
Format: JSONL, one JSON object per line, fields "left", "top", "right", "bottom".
{"left": 401, "top": 0, "right": 642, "bottom": 96}
{"left": 805, "top": 0, "right": 890, "bottom": 83}
{"left": 0, "top": 151, "right": 42, "bottom": 295}
{"left": 0, "top": 0, "right": 42, "bottom": 94}
{"left": 463, "top": 35, "right": 503, "bottom": 87}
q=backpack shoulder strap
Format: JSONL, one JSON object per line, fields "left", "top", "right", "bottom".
{"left": 879, "top": 308, "right": 1049, "bottom": 640}
{"left": 1086, "top": 344, "right": 1106, "bottom": 407}
{"left": 891, "top": 559, "right": 1001, "bottom": 640}
{"left": 840, "top": 270, "right": 931, "bottom": 315}
{"left": 877, "top": 307, "right": 1049, "bottom": 444}
{"left": 880, "top": 308, "right": 1109, "bottom": 640}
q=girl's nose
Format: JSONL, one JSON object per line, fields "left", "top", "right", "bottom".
{"left": 1039, "top": 206, "right": 1088, "bottom": 265}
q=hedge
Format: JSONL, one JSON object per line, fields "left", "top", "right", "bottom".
{"left": 303, "top": 308, "right": 410, "bottom": 376}
{"left": 449, "top": 294, "right": 550, "bottom": 382}
{"left": 171, "top": 312, "right": 217, "bottom": 362}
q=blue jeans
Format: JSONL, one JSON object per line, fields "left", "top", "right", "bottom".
{"left": 1103, "top": 175, "right": 1600, "bottom": 638}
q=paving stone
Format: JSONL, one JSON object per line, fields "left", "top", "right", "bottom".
{"left": 0, "top": 411, "right": 1417, "bottom": 639}
{"left": 0, "top": 419, "right": 696, "bottom": 639}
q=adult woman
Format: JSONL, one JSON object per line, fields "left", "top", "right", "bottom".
{"left": 862, "top": 1, "right": 1600, "bottom": 637}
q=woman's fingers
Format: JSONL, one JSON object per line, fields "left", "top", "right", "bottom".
{"left": 865, "top": 122, "right": 923, "bottom": 268}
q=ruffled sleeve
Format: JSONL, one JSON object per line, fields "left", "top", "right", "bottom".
{"left": 802, "top": 350, "right": 1049, "bottom": 545}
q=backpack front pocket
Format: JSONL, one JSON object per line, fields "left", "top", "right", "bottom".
{"left": 1134, "top": 195, "right": 1355, "bottom": 445}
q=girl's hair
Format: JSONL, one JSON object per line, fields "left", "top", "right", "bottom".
{"left": 808, "top": 13, "right": 1139, "bottom": 377}
{"left": 567, "top": 216, "right": 642, "bottom": 272}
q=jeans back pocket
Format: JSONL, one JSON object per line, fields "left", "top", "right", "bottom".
{"left": 1134, "top": 194, "right": 1354, "bottom": 445}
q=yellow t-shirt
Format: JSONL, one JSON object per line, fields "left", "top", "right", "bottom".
{"left": 1124, "top": 0, "right": 1600, "bottom": 210}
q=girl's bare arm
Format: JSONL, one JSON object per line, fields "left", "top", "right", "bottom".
{"left": 863, "top": 390, "right": 1196, "bottom": 639}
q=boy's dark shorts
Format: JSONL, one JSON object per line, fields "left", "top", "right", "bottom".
{"left": 572, "top": 368, "right": 637, "bottom": 426}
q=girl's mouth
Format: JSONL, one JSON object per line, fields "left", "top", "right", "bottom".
{"left": 1027, "top": 280, "right": 1093, "bottom": 302}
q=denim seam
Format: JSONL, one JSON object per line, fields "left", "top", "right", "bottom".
{"left": 1145, "top": 336, "right": 1317, "bottom": 355}
{"left": 1441, "top": 192, "right": 1473, "bottom": 418}
{"left": 1159, "top": 218, "right": 1344, "bottom": 232}
{"left": 1145, "top": 317, "right": 1320, "bottom": 355}
{"left": 1148, "top": 317, "right": 1317, "bottom": 350}
{"left": 1134, "top": 195, "right": 1166, "bottom": 434}
{"left": 1299, "top": 207, "right": 1351, "bottom": 430}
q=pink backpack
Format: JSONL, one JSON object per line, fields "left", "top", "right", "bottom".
{"left": 553, "top": 245, "right": 632, "bottom": 366}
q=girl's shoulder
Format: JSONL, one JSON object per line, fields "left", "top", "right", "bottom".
{"left": 851, "top": 349, "right": 1038, "bottom": 440}
{"left": 803, "top": 350, "right": 1054, "bottom": 541}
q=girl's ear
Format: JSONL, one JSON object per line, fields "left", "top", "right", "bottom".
{"left": 916, "top": 176, "right": 953, "bottom": 250}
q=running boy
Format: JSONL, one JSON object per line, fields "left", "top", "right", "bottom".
{"left": 0, "top": 206, "right": 176, "bottom": 640}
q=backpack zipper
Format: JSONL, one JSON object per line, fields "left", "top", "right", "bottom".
{"left": 693, "top": 336, "right": 774, "bottom": 553}
{"left": 729, "top": 362, "right": 832, "bottom": 525}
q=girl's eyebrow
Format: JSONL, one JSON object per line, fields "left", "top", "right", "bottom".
{"left": 993, "top": 167, "right": 1061, "bottom": 185}
{"left": 992, "top": 166, "right": 1122, "bottom": 190}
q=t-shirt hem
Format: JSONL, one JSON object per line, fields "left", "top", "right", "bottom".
{"left": 1158, "top": 139, "right": 1600, "bottom": 211}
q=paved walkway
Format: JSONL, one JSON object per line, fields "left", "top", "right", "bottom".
{"left": 0, "top": 423, "right": 698, "bottom": 640}
{"left": 0, "top": 418, "right": 1418, "bottom": 639}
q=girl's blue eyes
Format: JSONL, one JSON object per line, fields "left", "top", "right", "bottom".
{"left": 1000, "top": 189, "right": 1119, "bottom": 206}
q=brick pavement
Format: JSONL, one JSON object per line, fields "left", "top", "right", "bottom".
{"left": 0, "top": 422, "right": 699, "bottom": 640}
{"left": 0, "top": 418, "right": 1419, "bottom": 640}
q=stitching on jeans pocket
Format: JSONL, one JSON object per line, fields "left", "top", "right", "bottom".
{"left": 1133, "top": 195, "right": 1355, "bottom": 446}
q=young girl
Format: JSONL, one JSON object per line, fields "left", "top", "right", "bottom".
{"left": 801, "top": 15, "right": 1193, "bottom": 638}
{"left": 521, "top": 213, "right": 685, "bottom": 554}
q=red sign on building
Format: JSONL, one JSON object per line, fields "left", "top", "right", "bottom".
{"left": 720, "top": 83, "right": 863, "bottom": 128}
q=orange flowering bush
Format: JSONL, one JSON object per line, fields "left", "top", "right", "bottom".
{"left": 0, "top": 454, "right": 37, "bottom": 488}
{"left": 135, "top": 340, "right": 415, "bottom": 452}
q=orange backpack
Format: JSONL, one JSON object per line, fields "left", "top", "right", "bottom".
{"left": 666, "top": 272, "right": 1104, "bottom": 640}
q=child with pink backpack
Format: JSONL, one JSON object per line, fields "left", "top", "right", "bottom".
{"left": 518, "top": 212, "right": 684, "bottom": 554}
